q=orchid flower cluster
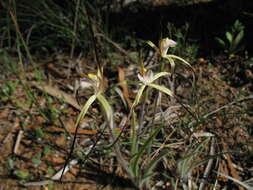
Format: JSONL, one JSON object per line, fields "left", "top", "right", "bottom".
{"left": 75, "top": 37, "right": 194, "bottom": 188}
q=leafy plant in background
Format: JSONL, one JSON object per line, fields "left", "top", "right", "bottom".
{"left": 0, "top": 80, "right": 18, "bottom": 104}
{"left": 215, "top": 20, "right": 245, "bottom": 57}
{"left": 167, "top": 22, "right": 199, "bottom": 62}
{"left": 14, "top": 169, "right": 33, "bottom": 180}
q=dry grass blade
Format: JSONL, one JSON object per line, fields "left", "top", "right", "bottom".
{"left": 52, "top": 159, "right": 78, "bottom": 180}
{"left": 22, "top": 180, "right": 53, "bottom": 187}
{"left": 216, "top": 172, "right": 253, "bottom": 190}
{"left": 22, "top": 159, "right": 79, "bottom": 187}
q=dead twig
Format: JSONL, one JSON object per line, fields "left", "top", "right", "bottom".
{"left": 189, "top": 95, "right": 253, "bottom": 127}
{"left": 13, "top": 130, "right": 23, "bottom": 154}
{"left": 95, "top": 33, "right": 138, "bottom": 65}
{"left": 199, "top": 137, "right": 215, "bottom": 190}
{"left": 215, "top": 171, "right": 253, "bottom": 190}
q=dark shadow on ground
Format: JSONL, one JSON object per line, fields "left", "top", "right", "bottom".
{"left": 78, "top": 163, "right": 138, "bottom": 190}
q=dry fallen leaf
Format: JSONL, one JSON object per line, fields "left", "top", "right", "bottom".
{"left": 117, "top": 66, "right": 132, "bottom": 108}
{"left": 29, "top": 81, "right": 81, "bottom": 110}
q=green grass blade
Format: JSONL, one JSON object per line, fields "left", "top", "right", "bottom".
{"left": 144, "top": 149, "right": 171, "bottom": 177}
{"left": 177, "top": 138, "right": 211, "bottom": 179}
{"left": 131, "top": 126, "right": 162, "bottom": 178}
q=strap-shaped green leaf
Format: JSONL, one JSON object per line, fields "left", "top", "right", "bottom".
{"left": 141, "top": 149, "right": 172, "bottom": 185}
{"left": 130, "top": 126, "right": 162, "bottom": 178}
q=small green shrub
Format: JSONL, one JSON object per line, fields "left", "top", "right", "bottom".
{"left": 215, "top": 20, "right": 245, "bottom": 57}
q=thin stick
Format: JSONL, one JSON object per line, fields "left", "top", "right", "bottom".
{"left": 60, "top": 122, "right": 107, "bottom": 181}
{"left": 188, "top": 95, "right": 253, "bottom": 127}
{"left": 84, "top": 2, "right": 102, "bottom": 75}
{"left": 70, "top": 0, "right": 80, "bottom": 58}
{"left": 203, "top": 95, "right": 253, "bottom": 119}
{"left": 199, "top": 138, "right": 215, "bottom": 190}
{"left": 14, "top": 130, "right": 23, "bottom": 154}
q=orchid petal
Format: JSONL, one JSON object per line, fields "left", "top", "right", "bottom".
{"left": 148, "top": 83, "right": 173, "bottom": 97}
{"left": 149, "top": 72, "right": 170, "bottom": 83}
{"left": 164, "top": 55, "right": 176, "bottom": 73}
{"left": 167, "top": 54, "right": 192, "bottom": 68}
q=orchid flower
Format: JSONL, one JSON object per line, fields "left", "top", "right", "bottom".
{"left": 132, "top": 69, "right": 173, "bottom": 109}
{"left": 79, "top": 70, "right": 105, "bottom": 95}
{"left": 147, "top": 37, "right": 192, "bottom": 72}
{"left": 159, "top": 38, "right": 177, "bottom": 57}
{"left": 147, "top": 37, "right": 176, "bottom": 58}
